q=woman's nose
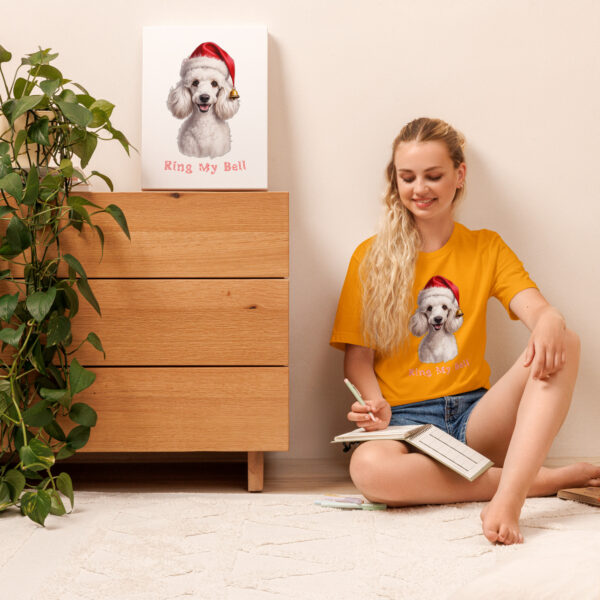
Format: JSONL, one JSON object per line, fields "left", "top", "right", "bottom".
{"left": 414, "top": 177, "right": 430, "bottom": 195}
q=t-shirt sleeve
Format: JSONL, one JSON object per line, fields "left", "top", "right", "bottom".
{"left": 330, "top": 251, "right": 369, "bottom": 351}
{"left": 489, "top": 233, "right": 537, "bottom": 320}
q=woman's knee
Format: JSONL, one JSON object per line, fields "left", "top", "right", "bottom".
{"left": 349, "top": 440, "right": 408, "bottom": 491}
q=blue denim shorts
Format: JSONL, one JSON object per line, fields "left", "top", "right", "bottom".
{"left": 388, "top": 388, "right": 488, "bottom": 444}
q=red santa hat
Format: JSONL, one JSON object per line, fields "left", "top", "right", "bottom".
{"left": 418, "top": 275, "right": 460, "bottom": 307}
{"left": 181, "top": 42, "right": 239, "bottom": 99}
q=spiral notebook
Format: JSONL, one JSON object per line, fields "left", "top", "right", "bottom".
{"left": 332, "top": 424, "right": 493, "bottom": 482}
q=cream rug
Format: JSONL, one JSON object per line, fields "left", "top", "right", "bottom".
{"left": 2, "top": 492, "right": 600, "bottom": 600}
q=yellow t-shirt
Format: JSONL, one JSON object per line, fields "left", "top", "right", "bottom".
{"left": 330, "top": 222, "right": 537, "bottom": 406}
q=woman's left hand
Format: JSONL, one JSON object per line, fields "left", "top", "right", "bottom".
{"left": 523, "top": 307, "right": 567, "bottom": 380}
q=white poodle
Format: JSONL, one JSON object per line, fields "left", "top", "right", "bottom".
{"left": 409, "top": 276, "right": 464, "bottom": 364}
{"left": 167, "top": 43, "right": 240, "bottom": 159}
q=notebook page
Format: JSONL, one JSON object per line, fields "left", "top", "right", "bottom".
{"left": 408, "top": 426, "right": 492, "bottom": 480}
{"left": 333, "top": 425, "right": 428, "bottom": 442}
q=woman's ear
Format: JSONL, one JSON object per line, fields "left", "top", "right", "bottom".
{"left": 214, "top": 84, "right": 240, "bottom": 120}
{"left": 167, "top": 81, "right": 193, "bottom": 119}
{"left": 409, "top": 311, "right": 428, "bottom": 337}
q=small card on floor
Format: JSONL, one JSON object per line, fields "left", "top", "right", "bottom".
{"left": 557, "top": 487, "right": 600, "bottom": 507}
{"left": 315, "top": 495, "right": 387, "bottom": 510}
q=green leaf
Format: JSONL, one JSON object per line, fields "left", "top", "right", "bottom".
{"left": 72, "top": 131, "right": 97, "bottom": 169}
{"left": 40, "top": 78, "right": 60, "bottom": 97}
{"left": 69, "top": 402, "right": 97, "bottom": 427}
{"left": 27, "top": 116, "right": 50, "bottom": 146}
{"left": 62, "top": 253, "right": 87, "bottom": 280}
{"left": 0, "top": 292, "right": 19, "bottom": 321}
{"left": 0, "top": 482, "right": 11, "bottom": 510}
{"left": 88, "top": 108, "right": 107, "bottom": 129}
{"left": 0, "top": 323, "right": 25, "bottom": 346}
{"left": 22, "top": 165, "right": 40, "bottom": 206}
{"left": 29, "top": 64, "right": 62, "bottom": 80}
{"left": 107, "top": 125, "right": 132, "bottom": 155}
{"left": 58, "top": 89, "right": 77, "bottom": 103}
{"left": 77, "top": 277, "right": 101, "bottom": 316}
{"left": 46, "top": 314, "right": 71, "bottom": 346}
{"left": 40, "top": 387, "right": 70, "bottom": 404}
{"left": 0, "top": 141, "right": 9, "bottom": 155}
{"left": 69, "top": 358, "right": 96, "bottom": 395}
{"left": 6, "top": 216, "right": 30, "bottom": 251}
{"left": 94, "top": 225, "right": 105, "bottom": 260}
{"left": 0, "top": 45, "right": 12, "bottom": 63}
{"left": 0, "top": 205, "right": 14, "bottom": 218}
{"left": 56, "top": 472, "right": 74, "bottom": 508}
{"left": 0, "top": 172, "right": 24, "bottom": 202}
{"left": 54, "top": 98, "right": 92, "bottom": 128}
{"left": 0, "top": 390, "right": 10, "bottom": 418}
{"left": 26, "top": 287, "right": 56, "bottom": 322}
{"left": 57, "top": 282, "right": 79, "bottom": 318}
{"left": 14, "top": 77, "right": 35, "bottom": 99}
{"left": 90, "top": 99, "right": 115, "bottom": 119}
{"left": 59, "top": 158, "right": 74, "bottom": 177}
{"left": 76, "top": 94, "right": 95, "bottom": 108}
{"left": 44, "top": 420, "right": 67, "bottom": 442}
{"left": 104, "top": 204, "right": 130, "bottom": 240}
{"left": 20, "top": 489, "right": 51, "bottom": 526}
{"left": 5, "top": 95, "right": 44, "bottom": 125}
{"left": 86, "top": 332, "right": 105, "bottom": 358}
{"left": 3, "top": 469, "right": 26, "bottom": 502}
{"left": 23, "top": 400, "right": 53, "bottom": 427}
{"left": 92, "top": 171, "right": 114, "bottom": 192}
{"left": 24, "top": 49, "right": 59, "bottom": 66}
{"left": 30, "top": 339, "right": 47, "bottom": 375}
{"left": 49, "top": 489, "right": 67, "bottom": 516}
{"left": 19, "top": 438, "right": 55, "bottom": 471}
{"left": 56, "top": 446, "right": 75, "bottom": 461}
{"left": 13, "top": 129, "right": 27, "bottom": 156}
{"left": 66, "top": 425, "right": 90, "bottom": 450}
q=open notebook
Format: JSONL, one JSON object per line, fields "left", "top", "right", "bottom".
{"left": 332, "top": 424, "right": 493, "bottom": 482}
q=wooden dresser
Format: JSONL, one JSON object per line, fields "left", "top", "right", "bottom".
{"left": 62, "top": 191, "right": 289, "bottom": 491}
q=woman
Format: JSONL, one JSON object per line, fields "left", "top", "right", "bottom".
{"left": 330, "top": 117, "right": 600, "bottom": 545}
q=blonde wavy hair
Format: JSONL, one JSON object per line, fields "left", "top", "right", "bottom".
{"left": 359, "top": 117, "right": 466, "bottom": 357}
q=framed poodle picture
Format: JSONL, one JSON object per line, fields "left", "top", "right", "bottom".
{"left": 142, "top": 25, "right": 267, "bottom": 190}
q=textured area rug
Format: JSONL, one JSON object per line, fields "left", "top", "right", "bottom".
{"left": 2, "top": 492, "right": 600, "bottom": 600}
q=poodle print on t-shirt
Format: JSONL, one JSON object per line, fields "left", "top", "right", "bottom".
{"left": 409, "top": 275, "right": 464, "bottom": 363}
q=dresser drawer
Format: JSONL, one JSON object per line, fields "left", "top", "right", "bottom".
{"left": 72, "top": 279, "right": 288, "bottom": 366}
{"left": 65, "top": 367, "right": 289, "bottom": 452}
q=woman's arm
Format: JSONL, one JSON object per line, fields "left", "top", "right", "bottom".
{"left": 344, "top": 343, "right": 391, "bottom": 430}
{"left": 509, "top": 288, "right": 567, "bottom": 380}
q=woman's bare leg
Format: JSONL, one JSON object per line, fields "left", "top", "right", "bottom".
{"left": 465, "top": 329, "right": 581, "bottom": 544}
{"left": 350, "top": 440, "right": 600, "bottom": 507}
{"left": 349, "top": 330, "right": 599, "bottom": 545}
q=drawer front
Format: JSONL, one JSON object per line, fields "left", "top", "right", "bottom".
{"left": 58, "top": 192, "right": 289, "bottom": 278}
{"left": 72, "top": 279, "right": 288, "bottom": 366}
{"left": 62, "top": 367, "right": 289, "bottom": 452}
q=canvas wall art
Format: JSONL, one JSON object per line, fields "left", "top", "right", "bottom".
{"left": 142, "top": 26, "right": 267, "bottom": 190}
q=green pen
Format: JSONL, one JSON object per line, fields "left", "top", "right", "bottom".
{"left": 344, "top": 378, "right": 376, "bottom": 422}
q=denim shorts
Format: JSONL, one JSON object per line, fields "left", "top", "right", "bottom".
{"left": 388, "top": 388, "right": 488, "bottom": 444}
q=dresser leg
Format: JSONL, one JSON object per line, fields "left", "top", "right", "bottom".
{"left": 247, "top": 451, "right": 264, "bottom": 492}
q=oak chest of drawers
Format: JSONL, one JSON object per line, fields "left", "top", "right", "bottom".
{"left": 64, "top": 191, "right": 289, "bottom": 491}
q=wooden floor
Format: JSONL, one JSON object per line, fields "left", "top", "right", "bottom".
{"left": 53, "top": 456, "right": 358, "bottom": 495}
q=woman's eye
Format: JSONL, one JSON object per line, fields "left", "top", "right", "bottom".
{"left": 192, "top": 80, "right": 199, "bottom": 87}
{"left": 400, "top": 177, "right": 414, "bottom": 184}
{"left": 427, "top": 175, "right": 442, "bottom": 181}
{"left": 211, "top": 81, "right": 218, "bottom": 88}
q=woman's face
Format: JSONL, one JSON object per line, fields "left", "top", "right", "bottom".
{"left": 394, "top": 140, "right": 466, "bottom": 225}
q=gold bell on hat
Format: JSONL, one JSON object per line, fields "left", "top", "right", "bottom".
{"left": 229, "top": 88, "right": 239, "bottom": 100}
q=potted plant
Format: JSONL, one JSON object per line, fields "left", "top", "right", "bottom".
{"left": 0, "top": 45, "right": 132, "bottom": 525}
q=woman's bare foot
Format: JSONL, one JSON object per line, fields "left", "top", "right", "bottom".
{"left": 480, "top": 463, "right": 600, "bottom": 545}
{"left": 480, "top": 492, "right": 525, "bottom": 545}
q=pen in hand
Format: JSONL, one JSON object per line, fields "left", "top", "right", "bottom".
{"left": 344, "top": 378, "right": 376, "bottom": 422}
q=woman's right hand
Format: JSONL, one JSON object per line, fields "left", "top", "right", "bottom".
{"left": 347, "top": 396, "right": 391, "bottom": 431}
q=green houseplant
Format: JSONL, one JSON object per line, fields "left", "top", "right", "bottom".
{"left": 0, "top": 45, "right": 132, "bottom": 525}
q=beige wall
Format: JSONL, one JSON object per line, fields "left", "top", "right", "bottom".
{"left": 5, "top": 0, "right": 599, "bottom": 463}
